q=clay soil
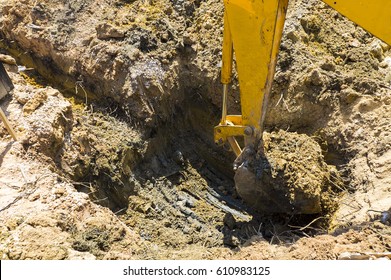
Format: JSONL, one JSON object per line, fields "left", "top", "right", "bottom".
{"left": 0, "top": 0, "right": 390, "bottom": 260}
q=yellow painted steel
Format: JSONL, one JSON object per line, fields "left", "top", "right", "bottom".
{"left": 214, "top": 0, "right": 288, "bottom": 149}
{"left": 214, "top": 125, "right": 247, "bottom": 143}
{"left": 223, "top": 0, "right": 288, "bottom": 131}
{"left": 221, "top": 12, "right": 233, "bottom": 85}
{"left": 214, "top": 0, "right": 391, "bottom": 153}
{"left": 220, "top": 13, "right": 234, "bottom": 126}
{"left": 322, "top": 0, "right": 391, "bottom": 45}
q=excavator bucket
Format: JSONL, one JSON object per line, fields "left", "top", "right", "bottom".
{"left": 218, "top": 0, "right": 323, "bottom": 214}
{"left": 234, "top": 164, "right": 322, "bottom": 214}
{"left": 234, "top": 130, "right": 339, "bottom": 214}
{"left": 218, "top": 0, "right": 388, "bottom": 214}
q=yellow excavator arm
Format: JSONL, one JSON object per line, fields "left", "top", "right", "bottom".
{"left": 322, "top": 0, "right": 391, "bottom": 45}
{"left": 214, "top": 0, "right": 391, "bottom": 158}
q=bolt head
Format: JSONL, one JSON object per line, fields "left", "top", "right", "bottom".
{"left": 215, "top": 138, "right": 224, "bottom": 146}
{"left": 244, "top": 126, "right": 253, "bottom": 136}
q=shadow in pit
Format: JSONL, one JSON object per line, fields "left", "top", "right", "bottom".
{"left": 220, "top": 211, "right": 331, "bottom": 248}
{"left": 174, "top": 102, "right": 333, "bottom": 247}
{"left": 164, "top": 87, "right": 320, "bottom": 248}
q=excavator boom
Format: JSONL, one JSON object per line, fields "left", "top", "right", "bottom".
{"left": 215, "top": 0, "right": 391, "bottom": 152}
{"left": 215, "top": 0, "right": 391, "bottom": 213}
{"left": 215, "top": 0, "right": 289, "bottom": 155}
{"left": 322, "top": 0, "right": 391, "bottom": 46}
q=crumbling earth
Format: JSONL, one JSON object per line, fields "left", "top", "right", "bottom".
{"left": 0, "top": 0, "right": 390, "bottom": 260}
{"left": 235, "top": 130, "right": 342, "bottom": 214}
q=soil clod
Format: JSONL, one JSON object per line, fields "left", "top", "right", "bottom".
{"left": 235, "top": 130, "right": 342, "bottom": 214}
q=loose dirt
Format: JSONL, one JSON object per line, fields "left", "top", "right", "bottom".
{"left": 0, "top": 0, "right": 390, "bottom": 260}
{"left": 235, "top": 130, "right": 342, "bottom": 214}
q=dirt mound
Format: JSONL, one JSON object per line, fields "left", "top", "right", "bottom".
{"left": 0, "top": 69, "right": 148, "bottom": 260}
{"left": 235, "top": 130, "right": 341, "bottom": 214}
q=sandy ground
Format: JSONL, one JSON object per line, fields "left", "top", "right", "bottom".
{"left": 0, "top": 0, "right": 390, "bottom": 260}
